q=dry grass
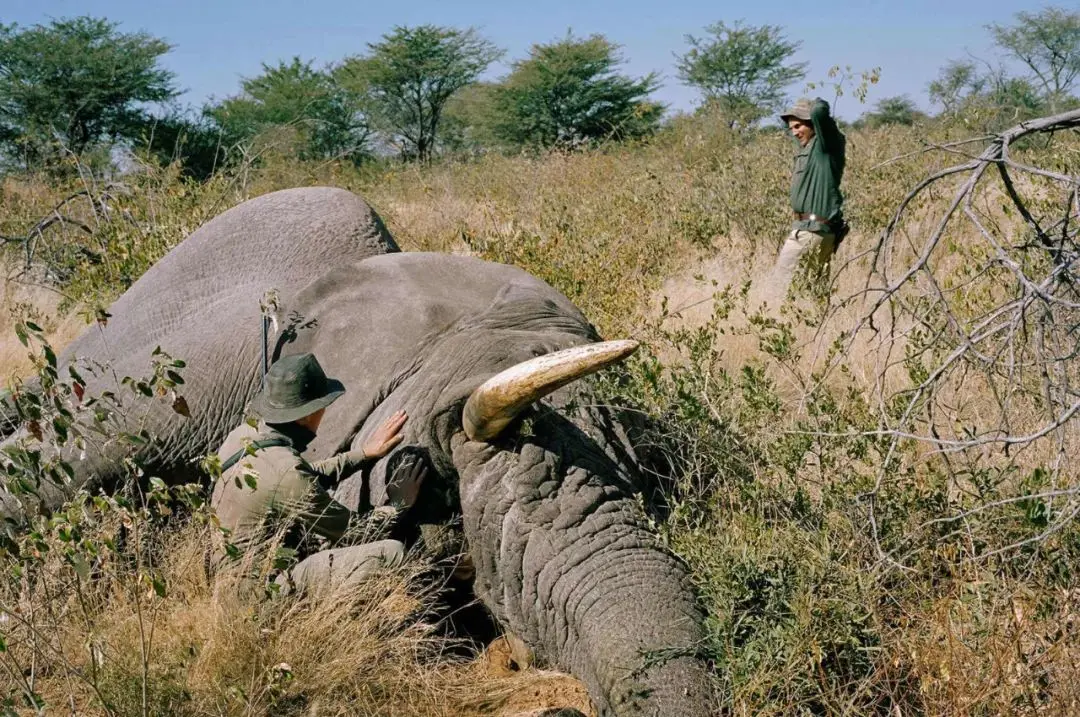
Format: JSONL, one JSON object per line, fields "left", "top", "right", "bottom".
{"left": 0, "top": 517, "right": 593, "bottom": 716}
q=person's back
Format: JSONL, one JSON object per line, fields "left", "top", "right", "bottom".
{"left": 213, "top": 419, "right": 348, "bottom": 556}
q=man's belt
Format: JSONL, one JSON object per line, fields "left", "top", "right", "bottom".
{"left": 794, "top": 211, "right": 824, "bottom": 222}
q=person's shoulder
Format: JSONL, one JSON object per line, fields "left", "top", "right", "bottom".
{"left": 218, "top": 421, "right": 259, "bottom": 458}
{"left": 220, "top": 422, "right": 301, "bottom": 476}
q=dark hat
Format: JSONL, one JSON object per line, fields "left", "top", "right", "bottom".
{"left": 249, "top": 353, "right": 345, "bottom": 424}
{"left": 780, "top": 97, "right": 815, "bottom": 123}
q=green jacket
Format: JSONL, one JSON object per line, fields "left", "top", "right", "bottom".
{"left": 210, "top": 420, "right": 371, "bottom": 557}
{"left": 790, "top": 99, "right": 846, "bottom": 234}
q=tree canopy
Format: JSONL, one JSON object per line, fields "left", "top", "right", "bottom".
{"left": 857, "top": 95, "right": 927, "bottom": 128}
{"left": 988, "top": 6, "right": 1080, "bottom": 113}
{"left": 337, "top": 25, "right": 501, "bottom": 162}
{"left": 492, "top": 33, "right": 663, "bottom": 149}
{"left": 929, "top": 59, "right": 1045, "bottom": 130}
{"left": 675, "top": 21, "right": 807, "bottom": 125}
{"left": 0, "top": 17, "right": 177, "bottom": 169}
{"left": 207, "top": 57, "right": 372, "bottom": 163}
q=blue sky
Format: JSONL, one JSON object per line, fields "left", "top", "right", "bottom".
{"left": 3, "top": 0, "right": 1050, "bottom": 120}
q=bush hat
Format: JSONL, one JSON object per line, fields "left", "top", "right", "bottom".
{"left": 780, "top": 97, "right": 815, "bottom": 123}
{"left": 249, "top": 353, "right": 345, "bottom": 424}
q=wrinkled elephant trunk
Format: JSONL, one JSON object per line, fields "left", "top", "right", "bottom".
{"left": 454, "top": 432, "right": 715, "bottom": 716}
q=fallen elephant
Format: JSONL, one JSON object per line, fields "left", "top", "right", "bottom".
{"left": 0, "top": 187, "right": 716, "bottom": 716}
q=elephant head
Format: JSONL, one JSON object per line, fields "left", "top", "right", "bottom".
{"left": 0, "top": 188, "right": 715, "bottom": 715}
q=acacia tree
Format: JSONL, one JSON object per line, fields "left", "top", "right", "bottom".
{"left": 0, "top": 17, "right": 177, "bottom": 169}
{"left": 337, "top": 25, "right": 501, "bottom": 162}
{"left": 207, "top": 57, "right": 372, "bottom": 163}
{"left": 492, "top": 33, "right": 662, "bottom": 149}
{"left": 140, "top": 111, "right": 226, "bottom": 180}
{"left": 858, "top": 95, "right": 927, "bottom": 128}
{"left": 828, "top": 108, "right": 1080, "bottom": 566}
{"left": 988, "top": 6, "right": 1080, "bottom": 112}
{"left": 675, "top": 20, "right": 807, "bottom": 125}
{"left": 929, "top": 59, "right": 1044, "bottom": 129}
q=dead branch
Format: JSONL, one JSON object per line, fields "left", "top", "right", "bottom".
{"left": 832, "top": 108, "right": 1080, "bottom": 567}
{"left": 0, "top": 185, "right": 130, "bottom": 278}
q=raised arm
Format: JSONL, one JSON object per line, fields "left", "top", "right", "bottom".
{"left": 809, "top": 98, "right": 843, "bottom": 155}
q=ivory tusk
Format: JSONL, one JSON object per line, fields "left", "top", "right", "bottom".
{"left": 463, "top": 339, "right": 639, "bottom": 441}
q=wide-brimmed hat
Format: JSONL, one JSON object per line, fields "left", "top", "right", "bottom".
{"left": 249, "top": 353, "right": 345, "bottom": 424}
{"left": 780, "top": 97, "right": 815, "bottom": 123}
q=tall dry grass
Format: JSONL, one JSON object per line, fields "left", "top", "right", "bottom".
{"left": 0, "top": 507, "right": 590, "bottom": 716}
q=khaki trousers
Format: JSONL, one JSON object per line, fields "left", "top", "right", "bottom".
{"left": 769, "top": 228, "right": 836, "bottom": 299}
{"left": 275, "top": 538, "right": 405, "bottom": 595}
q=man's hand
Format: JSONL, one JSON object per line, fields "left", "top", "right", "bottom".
{"left": 386, "top": 451, "right": 428, "bottom": 508}
{"left": 361, "top": 409, "right": 407, "bottom": 459}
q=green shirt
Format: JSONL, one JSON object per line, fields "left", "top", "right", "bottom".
{"left": 790, "top": 99, "right": 845, "bottom": 234}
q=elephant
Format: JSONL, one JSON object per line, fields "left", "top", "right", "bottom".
{"left": 0, "top": 187, "right": 716, "bottom": 716}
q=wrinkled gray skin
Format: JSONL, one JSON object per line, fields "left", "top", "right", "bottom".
{"left": 1, "top": 188, "right": 714, "bottom": 716}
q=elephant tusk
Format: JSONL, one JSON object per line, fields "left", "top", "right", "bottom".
{"left": 463, "top": 339, "right": 639, "bottom": 441}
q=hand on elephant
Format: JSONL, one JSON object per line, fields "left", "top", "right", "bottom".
{"left": 385, "top": 451, "right": 427, "bottom": 508}
{"left": 361, "top": 409, "right": 408, "bottom": 459}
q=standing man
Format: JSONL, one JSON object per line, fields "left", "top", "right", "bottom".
{"left": 211, "top": 352, "right": 426, "bottom": 594}
{"left": 768, "top": 96, "right": 848, "bottom": 301}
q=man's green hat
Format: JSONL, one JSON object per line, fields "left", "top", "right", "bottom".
{"left": 780, "top": 97, "right": 815, "bottom": 123}
{"left": 249, "top": 353, "right": 345, "bottom": 424}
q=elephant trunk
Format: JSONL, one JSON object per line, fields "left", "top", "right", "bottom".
{"left": 454, "top": 435, "right": 714, "bottom": 716}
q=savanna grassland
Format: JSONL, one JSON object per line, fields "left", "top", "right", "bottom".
{"left": 2, "top": 110, "right": 1080, "bottom": 716}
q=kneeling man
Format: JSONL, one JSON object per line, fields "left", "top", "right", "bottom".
{"left": 211, "top": 352, "right": 425, "bottom": 594}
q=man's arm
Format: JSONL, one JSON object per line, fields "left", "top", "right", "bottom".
{"left": 809, "top": 98, "right": 843, "bottom": 155}
{"left": 310, "top": 448, "right": 371, "bottom": 483}
{"left": 310, "top": 409, "right": 410, "bottom": 487}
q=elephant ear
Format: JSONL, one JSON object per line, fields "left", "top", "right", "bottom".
{"left": 463, "top": 340, "right": 639, "bottom": 441}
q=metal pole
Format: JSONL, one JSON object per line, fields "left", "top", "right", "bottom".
{"left": 259, "top": 288, "right": 279, "bottom": 383}
{"left": 261, "top": 314, "right": 269, "bottom": 382}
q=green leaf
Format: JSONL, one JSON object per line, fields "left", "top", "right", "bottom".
{"left": 69, "top": 553, "right": 90, "bottom": 581}
{"left": 52, "top": 416, "right": 68, "bottom": 442}
{"left": 120, "top": 432, "right": 148, "bottom": 446}
{"left": 272, "top": 547, "right": 298, "bottom": 571}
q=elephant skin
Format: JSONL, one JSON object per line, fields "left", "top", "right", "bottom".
{"left": 0, "top": 187, "right": 716, "bottom": 716}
